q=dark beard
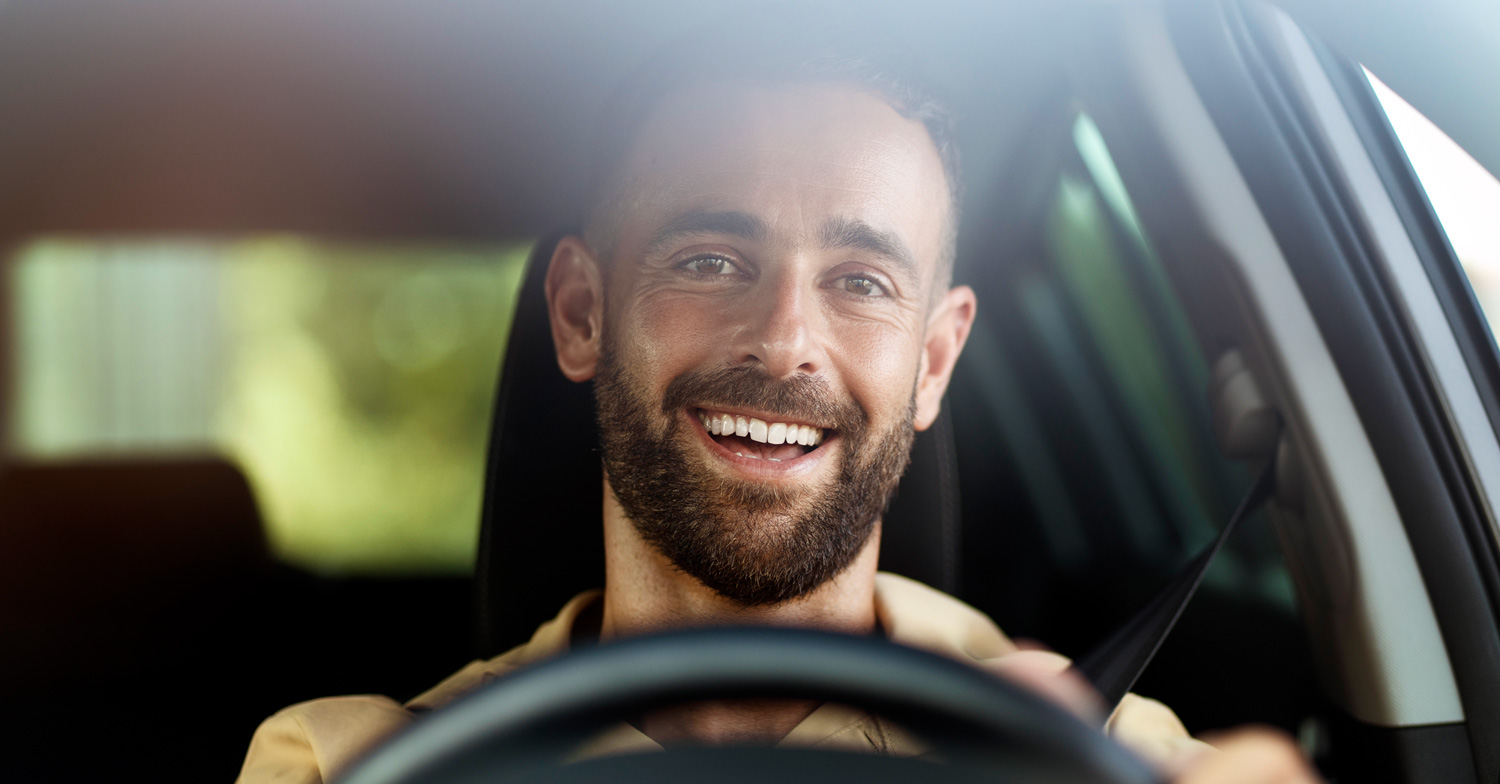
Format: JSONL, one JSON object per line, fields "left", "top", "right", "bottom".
{"left": 594, "top": 341, "right": 915, "bottom": 606}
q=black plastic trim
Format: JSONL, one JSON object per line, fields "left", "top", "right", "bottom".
{"left": 1312, "top": 46, "right": 1500, "bottom": 613}
{"left": 1343, "top": 62, "right": 1500, "bottom": 446}
{"left": 1323, "top": 712, "right": 1477, "bottom": 784}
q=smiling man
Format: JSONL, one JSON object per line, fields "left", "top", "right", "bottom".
{"left": 553, "top": 76, "right": 978, "bottom": 749}
{"left": 236, "top": 33, "right": 1320, "bottom": 784}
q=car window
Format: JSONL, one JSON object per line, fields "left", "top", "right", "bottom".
{"left": 952, "top": 106, "right": 1307, "bottom": 732}
{"left": 963, "top": 109, "right": 1292, "bottom": 607}
{"left": 7, "top": 237, "right": 529, "bottom": 575}
{"left": 1365, "top": 70, "right": 1500, "bottom": 327}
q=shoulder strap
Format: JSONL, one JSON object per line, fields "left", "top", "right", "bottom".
{"left": 1070, "top": 454, "right": 1279, "bottom": 718}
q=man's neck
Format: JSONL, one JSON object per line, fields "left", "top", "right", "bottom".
{"left": 596, "top": 479, "right": 882, "bottom": 745}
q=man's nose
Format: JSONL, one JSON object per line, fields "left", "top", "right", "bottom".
{"left": 731, "top": 273, "right": 828, "bottom": 379}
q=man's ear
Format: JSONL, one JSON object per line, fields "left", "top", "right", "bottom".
{"left": 914, "top": 285, "right": 977, "bottom": 431}
{"left": 544, "top": 236, "right": 606, "bottom": 382}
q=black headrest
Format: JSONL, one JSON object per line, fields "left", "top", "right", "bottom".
{"left": 0, "top": 457, "right": 269, "bottom": 689}
{"left": 475, "top": 236, "right": 962, "bottom": 655}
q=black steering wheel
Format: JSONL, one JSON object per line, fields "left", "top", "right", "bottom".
{"left": 336, "top": 628, "right": 1161, "bottom": 784}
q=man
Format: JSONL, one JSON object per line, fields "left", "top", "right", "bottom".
{"left": 237, "top": 32, "right": 1320, "bottom": 784}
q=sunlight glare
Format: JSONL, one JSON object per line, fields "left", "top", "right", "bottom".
{"left": 1365, "top": 68, "right": 1500, "bottom": 320}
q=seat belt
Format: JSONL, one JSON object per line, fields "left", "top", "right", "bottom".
{"left": 1070, "top": 451, "right": 1279, "bottom": 719}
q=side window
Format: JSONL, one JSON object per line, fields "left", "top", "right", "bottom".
{"left": 8, "top": 238, "right": 529, "bottom": 574}
{"left": 1047, "top": 113, "right": 1289, "bottom": 607}
{"left": 1365, "top": 70, "right": 1500, "bottom": 324}
{"left": 952, "top": 107, "right": 1304, "bottom": 730}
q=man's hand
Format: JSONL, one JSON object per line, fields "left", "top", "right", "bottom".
{"left": 986, "top": 649, "right": 1106, "bottom": 724}
{"left": 988, "top": 649, "right": 1322, "bottom": 783}
{"left": 1171, "top": 727, "right": 1321, "bottom": 784}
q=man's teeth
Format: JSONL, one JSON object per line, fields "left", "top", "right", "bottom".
{"left": 696, "top": 410, "right": 824, "bottom": 446}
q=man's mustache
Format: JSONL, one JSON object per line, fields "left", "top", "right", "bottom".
{"left": 659, "top": 366, "right": 865, "bottom": 432}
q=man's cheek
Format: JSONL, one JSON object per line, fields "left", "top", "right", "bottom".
{"left": 625, "top": 305, "right": 726, "bottom": 371}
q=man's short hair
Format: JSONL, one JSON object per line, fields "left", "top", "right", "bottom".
{"left": 583, "top": 16, "right": 963, "bottom": 287}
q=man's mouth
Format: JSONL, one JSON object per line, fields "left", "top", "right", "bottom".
{"left": 694, "top": 408, "right": 828, "bottom": 462}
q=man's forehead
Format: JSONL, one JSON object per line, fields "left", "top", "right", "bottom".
{"left": 610, "top": 81, "right": 950, "bottom": 269}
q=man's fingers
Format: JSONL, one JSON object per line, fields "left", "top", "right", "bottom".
{"left": 1175, "top": 726, "right": 1322, "bottom": 784}
{"left": 984, "top": 650, "right": 1106, "bottom": 725}
{"left": 1010, "top": 637, "right": 1053, "bottom": 652}
{"left": 986, "top": 652, "right": 1321, "bottom": 784}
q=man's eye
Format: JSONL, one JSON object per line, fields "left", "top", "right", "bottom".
{"left": 842, "top": 275, "right": 886, "bottom": 297}
{"left": 682, "top": 256, "right": 737, "bottom": 275}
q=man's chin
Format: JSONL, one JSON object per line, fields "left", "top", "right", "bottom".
{"left": 668, "top": 533, "right": 872, "bottom": 608}
{"left": 624, "top": 479, "right": 876, "bottom": 607}
{"left": 594, "top": 355, "right": 905, "bottom": 607}
{"left": 681, "top": 455, "right": 839, "bottom": 512}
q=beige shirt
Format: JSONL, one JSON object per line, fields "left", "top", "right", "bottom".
{"left": 235, "top": 572, "right": 1207, "bottom": 783}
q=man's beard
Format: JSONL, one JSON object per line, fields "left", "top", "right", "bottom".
{"left": 594, "top": 341, "right": 916, "bottom": 607}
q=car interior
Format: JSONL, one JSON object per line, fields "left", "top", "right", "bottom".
{"left": 2, "top": 1, "right": 1498, "bottom": 782}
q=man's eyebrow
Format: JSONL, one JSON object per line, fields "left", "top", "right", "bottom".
{"left": 641, "top": 210, "right": 769, "bottom": 259}
{"left": 819, "top": 217, "right": 920, "bottom": 286}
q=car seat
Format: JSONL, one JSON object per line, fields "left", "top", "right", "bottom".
{"left": 0, "top": 456, "right": 270, "bottom": 691}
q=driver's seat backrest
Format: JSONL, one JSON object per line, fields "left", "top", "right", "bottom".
{"left": 475, "top": 235, "right": 962, "bottom": 655}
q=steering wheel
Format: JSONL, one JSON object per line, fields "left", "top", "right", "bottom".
{"left": 336, "top": 627, "right": 1161, "bottom": 784}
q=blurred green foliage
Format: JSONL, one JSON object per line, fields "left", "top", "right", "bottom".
{"left": 11, "top": 236, "right": 530, "bottom": 575}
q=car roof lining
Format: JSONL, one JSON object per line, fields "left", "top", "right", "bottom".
{"left": 0, "top": 0, "right": 1490, "bottom": 241}
{"left": 0, "top": 0, "right": 1070, "bottom": 242}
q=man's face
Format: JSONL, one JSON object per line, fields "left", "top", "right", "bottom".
{"left": 565, "top": 82, "right": 961, "bottom": 605}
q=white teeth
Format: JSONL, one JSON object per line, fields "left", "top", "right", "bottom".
{"left": 701, "top": 409, "right": 824, "bottom": 447}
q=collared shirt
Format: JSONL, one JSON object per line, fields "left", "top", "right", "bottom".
{"left": 235, "top": 573, "right": 1207, "bottom": 783}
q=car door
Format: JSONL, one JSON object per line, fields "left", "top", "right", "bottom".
{"left": 1067, "top": 0, "right": 1500, "bottom": 781}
